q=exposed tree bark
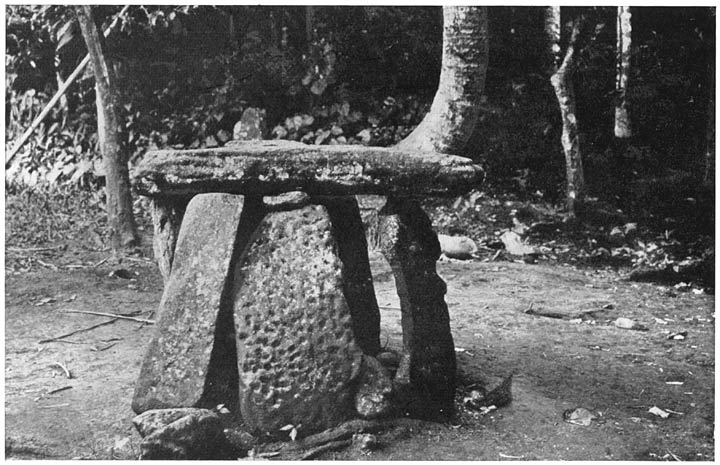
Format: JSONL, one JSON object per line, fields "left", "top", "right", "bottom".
{"left": 544, "top": 6, "right": 561, "bottom": 75}
{"left": 305, "top": 6, "right": 315, "bottom": 44}
{"left": 396, "top": 6, "right": 489, "bottom": 155}
{"left": 615, "top": 6, "right": 632, "bottom": 138}
{"left": 76, "top": 6, "right": 138, "bottom": 251}
{"left": 55, "top": 72, "right": 69, "bottom": 125}
{"left": 550, "top": 15, "right": 589, "bottom": 218}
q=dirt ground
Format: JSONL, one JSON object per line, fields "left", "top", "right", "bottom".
{"left": 4, "top": 245, "right": 715, "bottom": 460}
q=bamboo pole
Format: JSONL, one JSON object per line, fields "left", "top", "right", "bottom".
{"left": 5, "top": 5, "right": 130, "bottom": 168}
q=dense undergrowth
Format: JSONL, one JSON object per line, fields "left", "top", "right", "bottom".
{"left": 5, "top": 176, "right": 713, "bottom": 291}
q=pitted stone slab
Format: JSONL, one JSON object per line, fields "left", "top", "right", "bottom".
{"left": 132, "top": 193, "right": 249, "bottom": 414}
{"left": 133, "top": 140, "right": 483, "bottom": 199}
{"left": 232, "top": 205, "right": 363, "bottom": 435}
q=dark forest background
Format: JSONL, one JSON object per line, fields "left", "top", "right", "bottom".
{"left": 5, "top": 6, "right": 716, "bottom": 281}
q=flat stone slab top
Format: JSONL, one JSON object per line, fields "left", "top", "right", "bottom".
{"left": 133, "top": 140, "right": 482, "bottom": 199}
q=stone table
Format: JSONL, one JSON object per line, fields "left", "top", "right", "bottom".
{"left": 131, "top": 140, "right": 483, "bottom": 436}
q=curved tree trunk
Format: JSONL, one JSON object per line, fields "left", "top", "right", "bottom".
{"left": 544, "top": 6, "right": 561, "bottom": 75}
{"left": 615, "top": 6, "right": 632, "bottom": 138}
{"left": 396, "top": 6, "right": 489, "bottom": 155}
{"left": 550, "top": 15, "right": 588, "bottom": 218}
{"left": 76, "top": 6, "right": 138, "bottom": 251}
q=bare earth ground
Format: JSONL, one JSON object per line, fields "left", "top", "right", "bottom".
{"left": 4, "top": 246, "right": 715, "bottom": 460}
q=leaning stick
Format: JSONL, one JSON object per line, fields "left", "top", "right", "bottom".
{"left": 61, "top": 309, "right": 155, "bottom": 324}
{"left": 5, "top": 5, "right": 131, "bottom": 167}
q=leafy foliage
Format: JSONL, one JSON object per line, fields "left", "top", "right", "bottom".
{"left": 4, "top": 6, "right": 715, "bottom": 276}
{"left": 270, "top": 95, "right": 429, "bottom": 147}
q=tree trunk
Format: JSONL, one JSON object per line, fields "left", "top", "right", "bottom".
{"left": 550, "top": 15, "right": 588, "bottom": 218}
{"left": 544, "top": 6, "right": 561, "bottom": 75}
{"left": 305, "top": 6, "right": 315, "bottom": 44}
{"left": 615, "top": 6, "right": 632, "bottom": 138}
{"left": 55, "top": 72, "right": 69, "bottom": 126}
{"left": 704, "top": 63, "right": 715, "bottom": 186}
{"left": 76, "top": 6, "right": 138, "bottom": 251}
{"left": 396, "top": 6, "right": 489, "bottom": 155}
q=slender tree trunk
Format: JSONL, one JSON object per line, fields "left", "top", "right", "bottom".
{"left": 615, "top": 6, "right": 632, "bottom": 138}
{"left": 305, "top": 6, "right": 315, "bottom": 44}
{"left": 544, "top": 6, "right": 561, "bottom": 75}
{"left": 76, "top": 6, "right": 138, "bottom": 251}
{"left": 396, "top": 6, "right": 489, "bottom": 154}
{"left": 55, "top": 72, "right": 69, "bottom": 126}
{"left": 704, "top": 63, "right": 715, "bottom": 186}
{"left": 550, "top": 15, "right": 588, "bottom": 218}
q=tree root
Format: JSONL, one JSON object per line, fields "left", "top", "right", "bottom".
{"left": 253, "top": 419, "right": 385, "bottom": 460}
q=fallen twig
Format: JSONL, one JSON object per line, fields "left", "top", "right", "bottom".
{"left": 121, "top": 256, "right": 154, "bottom": 263}
{"left": 258, "top": 419, "right": 383, "bottom": 459}
{"left": 50, "top": 362, "right": 72, "bottom": 379}
{"left": 499, "top": 453, "right": 525, "bottom": 459}
{"left": 91, "top": 342, "right": 118, "bottom": 352}
{"left": 7, "top": 245, "right": 65, "bottom": 253}
{"left": 61, "top": 310, "right": 155, "bottom": 324}
{"left": 378, "top": 305, "right": 400, "bottom": 311}
{"left": 300, "top": 439, "right": 352, "bottom": 460}
{"left": 47, "top": 340, "right": 91, "bottom": 345}
{"left": 48, "top": 386, "right": 73, "bottom": 395}
{"left": 93, "top": 257, "right": 110, "bottom": 268}
{"left": 35, "top": 259, "right": 59, "bottom": 271}
{"left": 39, "top": 319, "right": 118, "bottom": 344}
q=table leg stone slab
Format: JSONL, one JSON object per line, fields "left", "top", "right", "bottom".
{"left": 133, "top": 193, "right": 260, "bottom": 413}
{"left": 319, "top": 196, "right": 381, "bottom": 356}
{"left": 231, "top": 205, "right": 366, "bottom": 435}
{"left": 378, "top": 198, "right": 457, "bottom": 419}
{"left": 151, "top": 199, "right": 187, "bottom": 282}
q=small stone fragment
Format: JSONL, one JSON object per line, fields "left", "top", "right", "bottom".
{"left": 133, "top": 408, "right": 212, "bottom": 438}
{"left": 223, "top": 427, "right": 257, "bottom": 455}
{"left": 500, "top": 230, "right": 538, "bottom": 257}
{"left": 233, "top": 107, "right": 266, "bottom": 141}
{"left": 354, "top": 356, "right": 393, "bottom": 419}
{"left": 438, "top": 234, "right": 478, "bottom": 259}
{"left": 667, "top": 331, "right": 688, "bottom": 340}
{"left": 353, "top": 433, "right": 378, "bottom": 452}
{"left": 138, "top": 409, "right": 231, "bottom": 460}
{"left": 648, "top": 406, "right": 670, "bottom": 419}
{"left": 563, "top": 407, "right": 597, "bottom": 426}
{"left": 614, "top": 317, "right": 647, "bottom": 331}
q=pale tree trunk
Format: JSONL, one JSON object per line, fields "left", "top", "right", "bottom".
{"left": 305, "top": 6, "right": 315, "bottom": 44}
{"left": 615, "top": 6, "right": 632, "bottom": 138}
{"left": 55, "top": 72, "right": 69, "bottom": 126}
{"left": 544, "top": 6, "right": 561, "bottom": 75}
{"left": 380, "top": 6, "right": 488, "bottom": 418}
{"left": 76, "top": 6, "right": 138, "bottom": 251}
{"left": 550, "top": 15, "right": 588, "bottom": 218}
{"left": 396, "top": 6, "right": 488, "bottom": 154}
